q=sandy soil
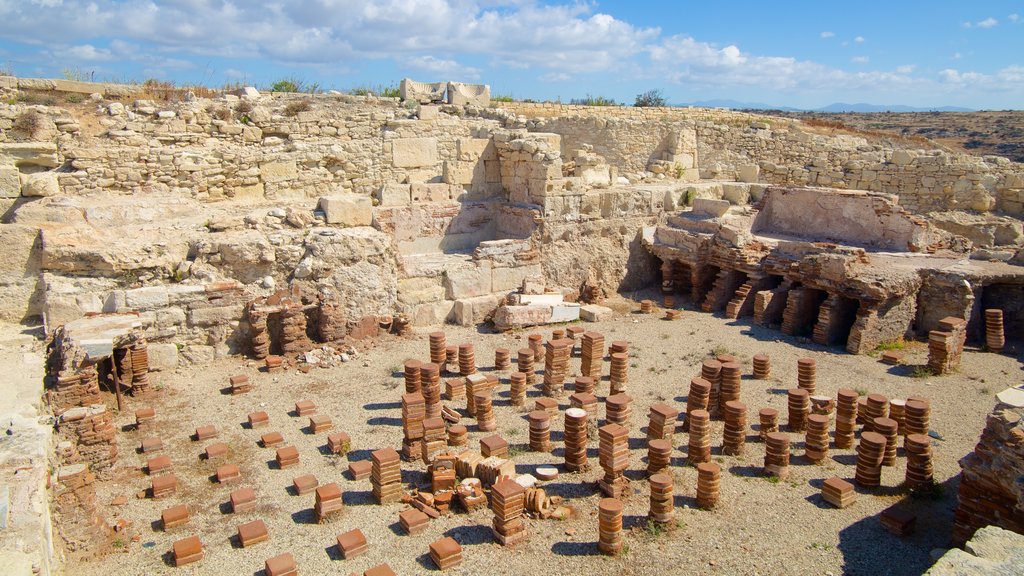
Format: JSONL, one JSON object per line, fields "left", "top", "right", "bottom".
{"left": 71, "top": 294, "right": 1021, "bottom": 576}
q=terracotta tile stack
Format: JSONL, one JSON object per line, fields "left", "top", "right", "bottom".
{"left": 478, "top": 457, "right": 515, "bottom": 487}
{"left": 528, "top": 410, "right": 552, "bottom": 452}
{"left": 528, "top": 333, "right": 544, "bottom": 360}
{"left": 445, "top": 346, "right": 459, "bottom": 373}
{"left": 204, "top": 442, "right": 227, "bottom": 460}
{"left": 580, "top": 332, "right": 605, "bottom": 380}
{"left": 598, "top": 498, "right": 624, "bottom": 556}
{"left": 764, "top": 432, "right": 791, "bottom": 478}
{"left": 985, "top": 309, "right": 1005, "bottom": 353}
{"left": 364, "top": 564, "right": 398, "bottom": 576}
{"left": 399, "top": 508, "right": 430, "bottom": 535}
{"left": 447, "top": 424, "right": 467, "bottom": 447}
{"left": 229, "top": 374, "right": 251, "bottom": 395}
{"left": 421, "top": 417, "right": 447, "bottom": 463}
{"left": 719, "top": 361, "right": 743, "bottom": 412}
{"left": 834, "top": 389, "right": 859, "bottom": 448}
{"left": 336, "top": 528, "right": 368, "bottom": 559}
{"left": 862, "top": 394, "right": 889, "bottom": 433}
{"left": 664, "top": 294, "right": 675, "bottom": 309}
{"left": 248, "top": 411, "right": 269, "bottom": 429}
{"left": 463, "top": 374, "right": 486, "bottom": 414}
{"left": 480, "top": 435, "right": 509, "bottom": 458}
{"left": 543, "top": 338, "right": 573, "bottom": 397}
{"left": 684, "top": 377, "right": 711, "bottom": 432}
{"left": 249, "top": 308, "right": 270, "bottom": 359}
{"left": 605, "top": 393, "right": 633, "bottom": 426}
{"left": 128, "top": 344, "right": 151, "bottom": 394}
{"left": 172, "top": 535, "right": 204, "bottom": 567}
{"left": 161, "top": 504, "right": 189, "bottom": 530}
{"left": 647, "top": 403, "right": 678, "bottom": 442}
{"left": 349, "top": 461, "right": 371, "bottom": 480}
{"left": 696, "top": 462, "right": 721, "bottom": 509}
{"left": 147, "top": 455, "right": 172, "bottom": 475}
{"left": 327, "top": 432, "right": 350, "bottom": 455}
{"left": 570, "top": 392, "right": 599, "bottom": 438}
{"left": 758, "top": 408, "right": 779, "bottom": 440}
{"left": 457, "top": 343, "right": 477, "bottom": 376}
{"left": 276, "top": 446, "right": 299, "bottom": 469}
{"left": 429, "top": 332, "right": 447, "bottom": 366}
{"left": 687, "top": 409, "right": 711, "bottom": 465}
{"left": 904, "top": 433, "right": 933, "bottom": 488}
{"left": 230, "top": 487, "right": 256, "bottom": 513}
{"left": 404, "top": 360, "right": 422, "bottom": 393}
{"left": 574, "top": 376, "right": 595, "bottom": 395}
{"left": 237, "top": 519, "right": 268, "bottom": 547}
{"left": 371, "top": 448, "right": 403, "bottom": 504}
{"left": 502, "top": 372, "right": 524, "bottom": 407}
{"left": 880, "top": 507, "right": 916, "bottom": 536}
{"left": 855, "top": 431, "right": 886, "bottom": 488}
{"left": 429, "top": 536, "right": 463, "bottom": 570}
{"left": 889, "top": 399, "right": 906, "bottom": 434}
{"left": 264, "top": 355, "right": 283, "bottom": 373}
{"left": 611, "top": 340, "right": 629, "bottom": 355}
{"left": 927, "top": 316, "right": 968, "bottom": 374}
{"left": 752, "top": 354, "right": 771, "bottom": 379}
{"left": 648, "top": 473, "right": 674, "bottom": 523}
{"left": 701, "top": 359, "right": 723, "bottom": 419}
{"left": 294, "top": 401, "right": 316, "bottom": 417}
{"left": 535, "top": 397, "right": 558, "bottom": 416}
{"left": 722, "top": 400, "right": 748, "bottom": 456}
{"left": 646, "top": 438, "right": 671, "bottom": 476}
{"left": 599, "top": 423, "right": 630, "bottom": 498}
{"left": 490, "top": 478, "right": 527, "bottom": 546}
{"left": 821, "top": 476, "right": 856, "bottom": 508}
{"left": 608, "top": 353, "right": 629, "bottom": 395}
{"left": 804, "top": 414, "right": 830, "bottom": 462}
{"left": 50, "top": 368, "right": 102, "bottom": 416}
{"left": 665, "top": 309, "right": 682, "bottom": 321}
{"left": 444, "top": 378, "right": 465, "bottom": 401}
{"left": 904, "top": 398, "right": 930, "bottom": 436}
{"left": 216, "top": 464, "right": 241, "bottom": 484}
{"left": 474, "top": 389, "right": 497, "bottom": 432}
{"left": 195, "top": 424, "right": 219, "bottom": 441}
{"left": 135, "top": 406, "right": 156, "bottom": 430}
{"left": 637, "top": 299, "right": 653, "bottom": 314}
{"left": 517, "top": 348, "right": 536, "bottom": 387}
{"left": 309, "top": 415, "right": 333, "bottom": 433}
{"left": 564, "top": 408, "right": 589, "bottom": 471}
{"left": 261, "top": 432, "right": 284, "bottom": 448}
{"left": 873, "top": 417, "right": 899, "bottom": 466}
{"left": 797, "top": 357, "right": 817, "bottom": 394}
{"left": 140, "top": 437, "right": 163, "bottom": 455}
{"left": 420, "top": 363, "right": 442, "bottom": 420}
{"left": 787, "top": 388, "right": 810, "bottom": 432}
{"left": 265, "top": 553, "right": 297, "bottom": 576}
{"left": 495, "top": 348, "right": 511, "bottom": 371}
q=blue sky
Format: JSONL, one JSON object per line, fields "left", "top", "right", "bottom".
{"left": 0, "top": 1, "right": 1021, "bottom": 109}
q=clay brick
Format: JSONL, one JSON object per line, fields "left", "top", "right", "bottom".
{"left": 336, "top": 528, "right": 368, "bottom": 559}
{"left": 276, "top": 445, "right": 300, "bottom": 468}
{"left": 295, "top": 400, "right": 316, "bottom": 416}
{"left": 309, "top": 414, "right": 333, "bottom": 433}
{"left": 348, "top": 460, "right": 372, "bottom": 480}
{"left": 151, "top": 474, "right": 177, "bottom": 499}
{"left": 237, "top": 519, "right": 269, "bottom": 547}
{"left": 364, "top": 563, "right": 398, "bottom": 576}
{"left": 216, "top": 464, "right": 241, "bottom": 484}
{"left": 327, "top": 432, "right": 351, "bottom": 454}
{"left": 293, "top": 474, "right": 318, "bottom": 495}
{"left": 229, "top": 374, "right": 249, "bottom": 386}
{"left": 265, "top": 552, "right": 297, "bottom": 576}
{"left": 135, "top": 407, "right": 155, "bottom": 423}
{"left": 195, "top": 425, "right": 218, "bottom": 441}
{"left": 146, "top": 455, "right": 171, "bottom": 475}
{"left": 161, "top": 504, "right": 189, "bottom": 530}
{"left": 204, "top": 442, "right": 229, "bottom": 460}
{"left": 261, "top": 432, "right": 285, "bottom": 448}
{"left": 171, "top": 535, "right": 203, "bottom": 566}
{"left": 429, "top": 536, "right": 463, "bottom": 570}
{"left": 230, "top": 487, "right": 256, "bottom": 513}
{"left": 399, "top": 508, "right": 430, "bottom": 535}
{"left": 140, "top": 436, "right": 163, "bottom": 453}
{"left": 248, "top": 411, "right": 270, "bottom": 428}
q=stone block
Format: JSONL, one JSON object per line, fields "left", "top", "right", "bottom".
{"left": 187, "top": 305, "right": 241, "bottom": 327}
{"left": 443, "top": 160, "right": 483, "bottom": 186}
{"left": 418, "top": 105, "right": 439, "bottom": 120}
{"left": 125, "top": 286, "right": 169, "bottom": 311}
{"left": 410, "top": 183, "right": 457, "bottom": 203}
{"left": 148, "top": 343, "right": 179, "bottom": 371}
{"left": 580, "top": 304, "right": 613, "bottom": 322}
{"left": 722, "top": 183, "right": 750, "bottom": 205}
{"left": 692, "top": 198, "right": 730, "bottom": 217}
{"left": 392, "top": 138, "right": 438, "bottom": 168}
{"left": 737, "top": 164, "right": 760, "bottom": 183}
{"left": 444, "top": 264, "right": 492, "bottom": 299}
{"left": 549, "top": 303, "right": 581, "bottom": 323}
{"left": 492, "top": 304, "right": 552, "bottom": 331}
{"left": 398, "top": 277, "right": 445, "bottom": 306}
{"left": 453, "top": 294, "right": 501, "bottom": 326}
{"left": 0, "top": 167, "right": 20, "bottom": 199}
{"left": 491, "top": 264, "right": 543, "bottom": 293}
{"left": 457, "top": 138, "right": 497, "bottom": 161}
{"left": 400, "top": 79, "right": 446, "bottom": 103}
{"left": 20, "top": 171, "right": 59, "bottom": 197}
{"left": 411, "top": 300, "right": 455, "bottom": 326}
{"left": 447, "top": 82, "right": 490, "bottom": 107}
{"left": 259, "top": 161, "right": 297, "bottom": 183}
{"left": 319, "top": 195, "right": 373, "bottom": 226}
{"left": 375, "top": 183, "right": 411, "bottom": 207}
{"left": 180, "top": 345, "right": 216, "bottom": 365}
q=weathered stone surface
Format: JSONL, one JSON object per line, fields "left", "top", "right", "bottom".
{"left": 0, "top": 167, "right": 21, "bottom": 199}
{"left": 492, "top": 304, "right": 552, "bottom": 331}
{"left": 693, "top": 198, "right": 730, "bottom": 217}
{"left": 21, "top": 172, "right": 60, "bottom": 197}
{"left": 398, "top": 277, "right": 445, "bottom": 306}
{"left": 319, "top": 195, "right": 372, "bottom": 226}
{"left": 443, "top": 264, "right": 492, "bottom": 300}
{"left": 580, "top": 304, "right": 613, "bottom": 322}
{"left": 259, "top": 161, "right": 297, "bottom": 183}
{"left": 453, "top": 294, "right": 501, "bottom": 326}
{"left": 147, "top": 343, "right": 179, "bottom": 371}
{"left": 125, "top": 287, "right": 169, "bottom": 311}
{"left": 927, "top": 526, "right": 1024, "bottom": 576}
{"left": 392, "top": 138, "right": 438, "bottom": 168}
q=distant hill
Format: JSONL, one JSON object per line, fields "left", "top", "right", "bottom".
{"left": 677, "top": 100, "right": 975, "bottom": 113}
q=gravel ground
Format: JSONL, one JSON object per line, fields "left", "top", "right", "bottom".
{"left": 73, "top": 294, "right": 1021, "bottom": 576}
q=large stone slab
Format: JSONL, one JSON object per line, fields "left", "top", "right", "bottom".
{"left": 492, "top": 304, "right": 552, "bottom": 331}
{"left": 392, "top": 138, "right": 438, "bottom": 168}
{"left": 319, "top": 195, "right": 373, "bottom": 226}
{"left": 453, "top": 294, "right": 501, "bottom": 326}
{"left": 443, "top": 264, "right": 492, "bottom": 300}
{"left": 580, "top": 304, "right": 613, "bottom": 322}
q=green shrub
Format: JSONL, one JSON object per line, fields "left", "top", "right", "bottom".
{"left": 569, "top": 94, "right": 618, "bottom": 106}
{"left": 635, "top": 89, "right": 667, "bottom": 107}
{"left": 270, "top": 78, "right": 303, "bottom": 93}
{"left": 283, "top": 99, "right": 312, "bottom": 117}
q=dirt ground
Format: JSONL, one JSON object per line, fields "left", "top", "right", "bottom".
{"left": 69, "top": 294, "right": 1021, "bottom": 576}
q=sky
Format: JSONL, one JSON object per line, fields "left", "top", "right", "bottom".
{"left": 0, "top": 1, "right": 1022, "bottom": 109}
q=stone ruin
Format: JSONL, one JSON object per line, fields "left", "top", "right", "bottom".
{"left": 2, "top": 75, "right": 1024, "bottom": 573}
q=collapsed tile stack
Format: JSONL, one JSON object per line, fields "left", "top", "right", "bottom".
{"left": 855, "top": 431, "right": 886, "bottom": 488}
{"left": 371, "top": 448, "right": 402, "bottom": 504}
{"left": 598, "top": 423, "right": 630, "bottom": 498}
{"left": 640, "top": 299, "right": 655, "bottom": 314}
{"left": 752, "top": 354, "right": 771, "bottom": 379}
{"left": 458, "top": 343, "right": 477, "bottom": 376}
{"left": 985, "top": 309, "right": 1005, "bottom": 353}
{"left": 509, "top": 371, "right": 527, "bottom": 406}
{"left": 821, "top": 476, "right": 856, "bottom": 508}
{"left": 834, "top": 389, "right": 859, "bottom": 448}
{"left": 528, "top": 411, "right": 552, "bottom": 452}
{"left": 764, "top": 432, "right": 791, "bottom": 479}
{"left": 564, "top": 408, "right": 589, "bottom": 472}
{"left": 490, "top": 479, "right": 527, "bottom": 546}
{"left": 685, "top": 377, "right": 712, "bottom": 432}
{"left": 759, "top": 408, "right": 779, "bottom": 440}
{"left": 429, "top": 537, "right": 463, "bottom": 570}
{"left": 810, "top": 395, "right": 835, "bottom": 416}
{"left": 874, "top": 417, "right": 899, "bottom": 466}
{"left": 327, "top": 432, "right": 350, "bottom": 455}
{"left": 429, "top": 332, "right": 447, "bottom": 366}
{"left": 598, "top": 498, "right": 624, "bottom": 556}
{"left": 687, "top": 409, "right": 711, "bottom": 465}
{"left": 401, "top": 393, "right": 425, "bottom": 461}
{"left": 570, "top": 392, "right": 599, "bottom": 438}
{"left": 696, "top": 462, "right": 721, "bottom": 509}
{"left": 609, "top": 353, "right": 629, "bottom": 395}
{"left": 401, "top": 358, "right": 421, "bottom": 389}
{"left": 312, "top": 483, "right": 343, "bottom": 524}
{"left": 477, "top": 456, "right": 515, "bottom": 487}
{"left": 420, "top": 363, "right": 442, "bottom": 420}
{"left": 605, "top": 393, "right": 633, "bottom": 426}
{"left": 49, "top": 368, "right": 101, "bottom": 417}
{"left": 927, "top": 316, "right": 968, "bottom": 375}
{"left": 796, "top": 357, "right": 817, "bottom": 394}
{"left": 804, "top": 414, "right": 830, "bottom": 462}
{"left": 701, "top": 360, "right": 723, "bottom": 419}
{"left": 862, "top": 394, "right": 889, "bottom": 433}
{"left": 648, "top": 473, "right": 674, "bottom": 523}
{"left": 904, "top": 433, "right": 934, "bottom": 488}
{"left": 542, "top": 339, "right": 572, "bottom": 397}
{"left": 719, "top": 362, "right": 743, "bottom": 411}
{"left": 421, "top": 417, "right": 447, "bottom": 463}
{"left": 517, "top": 348, "right": 536, "bottom": 387}
{"left": 580, "top": 332, "right": 605, "bottom": 380}
{"left": 646, "top": 439, "right": 671, "bottom": 476}
{"left": 495, "top": 348, "right": 511, "bottom": 371}
{"left": 647, "top": 403, "right": 678, "bottom": 442}
{"left": 456, "top": 478, "right": 487, "bottom": 511}
{"left": 445, "top": 346, "right": 459, "bottom": 373}
{"left": 904, "top": 398, "right": 931, "bottom": 436}
{"left": 229, "top": 375, "right": 251, "bottom": 395}
{"left": 474, "top": 390, "right": 497, "bottom": 432}
{"left": 722, "top": 401, "right": 747, "bottom": 456}
{"left": 787, "top": 388, "right": 810, "bottom": 432}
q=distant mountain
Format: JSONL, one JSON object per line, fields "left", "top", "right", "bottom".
{"left": 676, "top": 99, "right": 974, "bottom": 113}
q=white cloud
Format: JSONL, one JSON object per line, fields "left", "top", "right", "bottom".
{"left": 854, "top": 36, "right": 865, "bottom": 43}
{"left": 895, "top": 64, "right": 915, "bottom": 74}
{"left": 820, "top": 31, "right": 834, "bottom": 38}
{"left": 964, "top": 17, "right": 998, "bottom": 28}
{"left": 539, "top": 72, "right": 572, "bottom": 82}
{"left": 60, "top": 44, "right": 112, "bottom": 61}
{"left": 852, "top": 56, "right": 869, "bottom": 64}
{"left": 939, "top": 65, "right": 1024, "bottom": 89}
{"left": 1009, "top": 13, "right": 1020, "bottom": 23}
{"left": 405, "top": 55, "right": 481, "bottom": 80}
{"left": 952, "top": 52, "right": 962, "bottom": 60}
